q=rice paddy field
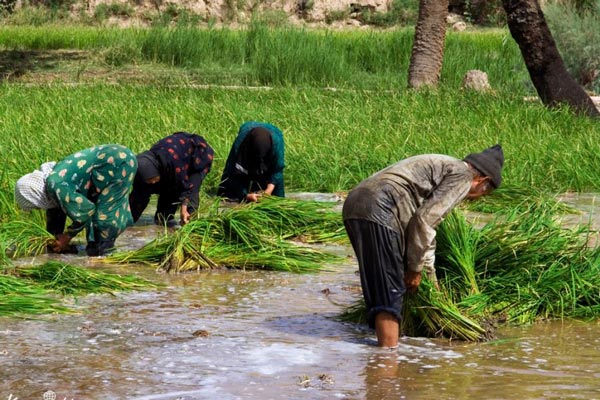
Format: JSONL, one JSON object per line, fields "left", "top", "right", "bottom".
{"left": 2, "top": 24, "right": 600, "bottom": 399}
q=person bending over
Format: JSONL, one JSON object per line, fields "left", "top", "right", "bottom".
{"left": 342, "top": 145, "right": 504, "bottom": 347}
{"left": 129, "top": 132, "right": 214, "bottom": 226}
{"left": 15, "top": 144, "right": 137, "bottom": 256}
{"left": 218, "top": 121, "right": 285, "bottom": 203}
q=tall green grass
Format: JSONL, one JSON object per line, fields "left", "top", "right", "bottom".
{"left": 1, "top": 84, "right": 598, "bottom": 200}
{"left": 0, "top": 25, "right": 528, "bottom": 91}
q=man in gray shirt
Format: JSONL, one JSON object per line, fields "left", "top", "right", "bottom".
{"left": 342, "top": 145, "right": 504, "bottom": 347}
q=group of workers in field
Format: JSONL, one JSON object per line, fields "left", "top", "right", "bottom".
{"left": 14, "top": 120, "right": 504, "bottom": 348}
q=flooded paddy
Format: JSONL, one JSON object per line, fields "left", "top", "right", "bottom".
{"left": 2, "top": 194, "right": 600, "bottom": 400}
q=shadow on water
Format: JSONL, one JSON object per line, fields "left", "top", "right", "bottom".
{"left": 2, "top": 193, "right": 600, "bottom": 399}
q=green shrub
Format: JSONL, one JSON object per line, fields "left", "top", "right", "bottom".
{"left": 0, "top": 4, "right": 70, "bottom": 25}
{"left": 325, "top": 9, "right": 349, "bottom": 24}
{"left": 361, "top": 0, "right": 418, "bottom": 27}
{"left": 94, "top": 2, "right": 134, "bottom": 21}
{"left": 0, "top": 0, "right": 17, "bottom": 13}
{"left": 544, "top": 0, "right": 600, "bottom": 93}
{"left": 149, "top": 3, "right": 202, "bottom": 27}
{"left": 250, "top": 9, "right": 290, "bottom": 28}
{"left": 463, "top": 0, "right": 506, "bottom": 26}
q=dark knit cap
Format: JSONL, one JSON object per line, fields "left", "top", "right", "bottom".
{"left": 464, "top": 144, "right": 504, "bottom": 188}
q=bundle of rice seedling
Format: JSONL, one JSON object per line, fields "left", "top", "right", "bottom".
{"left": 402, "top": 280, "right": 490, "bottom": 341}
{"left": 14, "top": 261, "right": 160, "bottom": 295}
{"left": 0, "top": 273, "right": 69, "bottom": 317}
{"left": 339, "top": 279, "right": 490, "bottom": 342}
{"left": 107, "top": 197, "right": 346, "bottom": 273}
{"left": 218, "top": 196, "right": 347, "bottom": 243}
{"left": 0, "top": 219, "right": 55, "bottom": 258}
{"left": 435, "top": 212, "right": 480, "bottom": 298}
{"left": 0, "top": 261, "right": 159, "bottom": 317}
{"left": 465, "top": 186, "right": 575, "bottom": 214}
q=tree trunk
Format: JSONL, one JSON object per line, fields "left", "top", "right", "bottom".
{"left": 503, "top": 0, "right": 599, "bottom": 117}
{"left": 408, "top": 0, "right": 449, "bottom": 89}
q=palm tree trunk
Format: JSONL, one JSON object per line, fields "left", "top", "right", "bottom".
{"left": 408, "top": 0, "right": 449, "bottom": 89}
{"left": 503, "top": 0, "right": 599, "bottom": 117}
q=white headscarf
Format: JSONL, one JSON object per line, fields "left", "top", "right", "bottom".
{"left": 14, "top": 162, "right": 58, "bottom": 211}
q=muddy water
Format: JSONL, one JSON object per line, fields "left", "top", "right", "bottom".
{"left": 2, "top": 193, "right": 600, "bottom": 400}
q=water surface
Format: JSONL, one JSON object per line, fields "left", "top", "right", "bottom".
{"left": 2, "top": 193, "right": 600, "bottom": 399}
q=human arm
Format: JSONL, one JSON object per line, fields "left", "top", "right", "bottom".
{"left": 48, "top": 232, "right": 73, "bottom": 253}
{"left": 180, "top": 202, "right": 191, "bottom": 225}
{"left": 405, "top": 173, "right": 471, "bottom": 277}
{"left": 404, "top": 270, "right": 422, "bottom": 293}
{"left": 178, "top": 137, "right": 214, "bottom": 223}
{"left": 263, "top": 183, "right": 276, "bottom": 196}
{"left": 266, "top": 127, "right": 285, "bottom": 189}
{"left": 179, "top": 170, "right": 208, "bottom": 224}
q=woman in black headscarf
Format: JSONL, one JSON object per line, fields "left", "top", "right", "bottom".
{"left": 129, "top": 132, "right": 214, "bottom": 226}
{"left": 218, "top": 121, "right": 285, "bottom": 203}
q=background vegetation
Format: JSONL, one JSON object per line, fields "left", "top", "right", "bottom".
{"left": 0, "top": 0, "right": 597, "bottom": 91}
{"left": 0, "top": 1, "right": 598, "bottom": 242}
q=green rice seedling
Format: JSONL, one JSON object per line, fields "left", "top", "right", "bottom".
{"left": 474, "top": 200, "right": 589, "bottom": 279}
{"left": 339, "top": 279, "right": 489, "bottom": 341}
{"left": 464, "top": 186, "right": 577, "bottom": 215}
{"left": 435, "top": 211, "right": 480, "bottom": 298}
{"left": 107, "top": 197, "right": 345, "bottom": 273}
{"left": 219, "top": 196, "right": 347, "bottom": 243}
{"left": 0, "top": 273, "right": 69, "bottom": 317}
{"left": 402, "top": 279, "right": 489, "bottom": 341}
{"left": 0, "top": 293, "right": 70, "bottom": 317}
{"left": 0, "top": 272, "right": 43, "bottom": 295}
{"left": 0, "top": 219, "right": 55, "bottom": 258}
{"left": 14, "top": 261, "right": 160, "bottom": 296}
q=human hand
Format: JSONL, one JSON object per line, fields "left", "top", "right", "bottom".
{"left": 404, "top": 270, "right": 422, "bottom": 294}
{"left": 246, "top": 192, "right": 260, "bottom": 202}
{"left": 50, "top": 233, "right": 72, "bottom": 253}
{"left": 180, "top": 205, "right": 191, "bottom": 225}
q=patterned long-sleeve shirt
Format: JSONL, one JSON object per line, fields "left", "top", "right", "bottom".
{"left": 46, "top": 144, "right": 137, "bottom": 243}
{"left": 342, "top": 154, "right": 474, "bottom": 274}
{"left": 149, "top": 132, "right": 214, "bottom": 204}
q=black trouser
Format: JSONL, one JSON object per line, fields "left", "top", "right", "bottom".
{"left": 46, "top": 208, "right": 112, "bottom": 255}
{"left": 46, "top": 207, "right": 67, "bottom": 235}
{"left": 129, "top": 179, "right": 199, "bottom": 224}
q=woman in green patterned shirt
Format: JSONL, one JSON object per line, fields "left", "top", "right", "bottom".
{"left": 15, "top": 144, "right": 137, "bottom": 256}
